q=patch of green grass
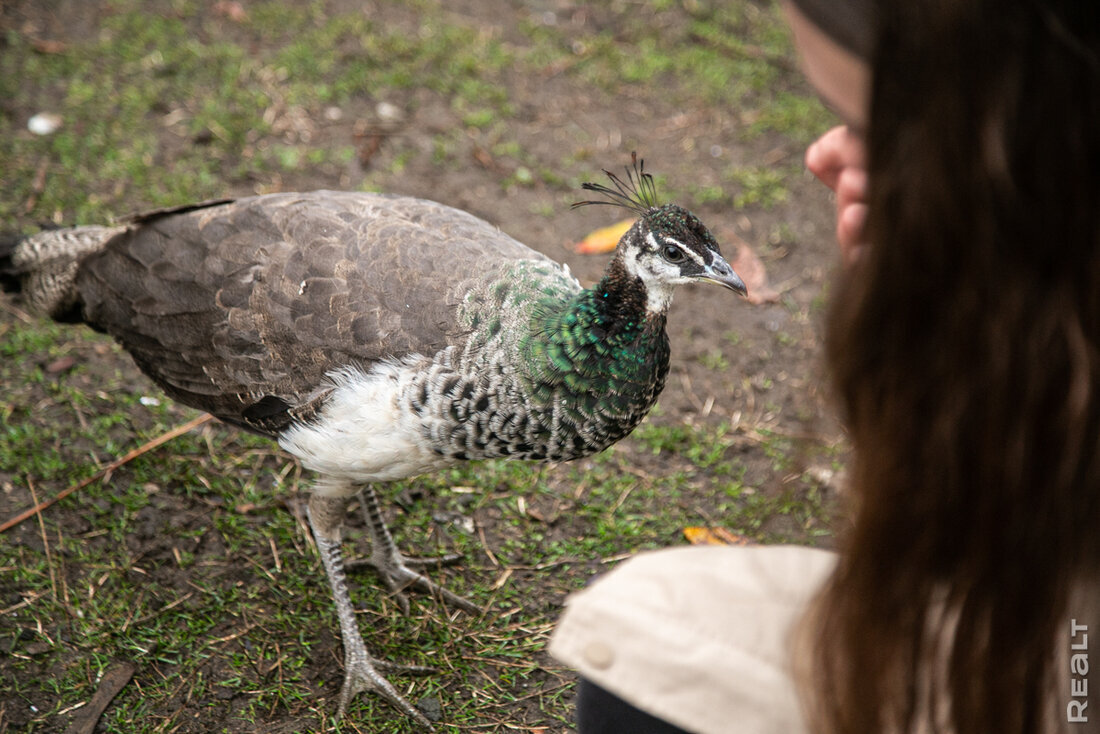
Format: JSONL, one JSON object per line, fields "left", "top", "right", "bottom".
{"left": 728, "top": 164, "right": 790, "bottom": 209}
{"left": 747, "top": 91, "right": 833, "bottom": 140}
{"left": 551, "top": 2, "right": 827, "bottom": 140}
{"left": 629, "top": 420, "right": 741, "bottom": 473}
{"left": 0, "top": 0, "right": 839, "bottom": 729}
{"left": 691, "top": 183, "right": 728, "bottom": 205}
{"left": 0, "top": 331, "right": 835, "bottom": 731}
{"left": 698, "top": 347, "right": 732, "bottom": 372}
{"left": 1, "top": 0, "right": 524, "bottom": 225}
{"left": 1, "top": 0, "right": 831, "bottom": 226}
{"left": 0, "top": 320, "right": 69, "bottom": 356}
{"left": 719, "top": 479, "right": 832, "bottom": 541}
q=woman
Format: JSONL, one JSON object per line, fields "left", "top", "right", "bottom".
{"left": 806, "top": 0, "right": 1100, "bottom": 732}
{"left": 551, "top": 1, "right": 1100, "bottom": 732}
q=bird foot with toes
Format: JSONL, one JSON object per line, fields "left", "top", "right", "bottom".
{"left": 335, "top": 650, "right": 437, "bottom": 730}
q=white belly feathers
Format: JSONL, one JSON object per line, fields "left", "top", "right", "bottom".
{"left": 277, "top": 361, "right": 454, "bottom": 489}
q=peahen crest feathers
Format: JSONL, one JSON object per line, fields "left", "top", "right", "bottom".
{"left": 572, "top": 151, "right": 660, "bottom": 215}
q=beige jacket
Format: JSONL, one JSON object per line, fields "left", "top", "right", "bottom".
{"left": 549, "top": 545, "right": 836, "bottom": 734}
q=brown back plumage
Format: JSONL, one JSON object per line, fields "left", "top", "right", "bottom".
{"left": 19, "top": 191, "right": 556, "bottom": 433}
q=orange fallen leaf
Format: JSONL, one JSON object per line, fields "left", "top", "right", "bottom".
{"left": 213, "top": 0, "right": 248, "bottom": 22}
{"left": 45, "top": 355, "right": 76, "bottom": 374}
{"left": 31, "top": 39, "right": 68, "bottom": 54}
{"left": 683, "top": 526, "right": 752, "bottom": 546}
{"left": 731, "top": 243, "right": 780, "bottom": 304}
{"left": 573, "top": 219, "right": 634, "bottom": 254}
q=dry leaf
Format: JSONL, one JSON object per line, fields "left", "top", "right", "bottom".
{"left": 31, "top": 39, "right": 67, "bottom": 54}
{"left": 213, "top": 1, "right": 248, "bottom": 22}
{"left": 683, "top": 526, "right": 752, "bottom": 546}
{"left": 731, "top": 243, "right": 780, "bottom": 304}
{"left": 358, "top": 132, "right": 384, "bottom": 166}
{"left": 573, "top": 219, "right": 634, "bottom": 254}
{"left": 472, "top": 145, "right": 503, "bottom": 173}
{"left": 45, "top": 355, "right": 75, "bottom": 374}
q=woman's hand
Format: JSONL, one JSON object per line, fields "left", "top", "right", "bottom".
{"left": 805, "top": 125, "right": 868, "bottom": 265}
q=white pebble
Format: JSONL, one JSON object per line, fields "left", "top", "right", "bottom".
{"left": 375, "top": 102, "right": 404, "bottom": 123}
{"left": 28, "top": 112, "right": 62, "bottom": 136}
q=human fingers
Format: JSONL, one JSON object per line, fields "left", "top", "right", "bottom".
{"left": 805, "top": 125, "right": 857, "bottom": 191}
{"left": 836, "top": 168, "right": 869, "bottom": 263}
{"left": 836, "top": 166, "right": 868, "bottom": 212}
{"left": 837, "top": 202, "right": 869, "bottom": 265}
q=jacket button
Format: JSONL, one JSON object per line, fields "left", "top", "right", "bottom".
{"left": 583, "top": 641, "right": 614, "bottom": 670}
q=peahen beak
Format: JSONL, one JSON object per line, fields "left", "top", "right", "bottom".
{"left": 699, "top": 255, "right": 748, "bottom": 296}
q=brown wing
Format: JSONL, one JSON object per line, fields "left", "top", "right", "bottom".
{"left": 75, "top": 191, "right": 555, "bottom": 434}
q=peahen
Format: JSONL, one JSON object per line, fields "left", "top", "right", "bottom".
{"left": 1, "top": 156, "right": 746, "bottom": 728}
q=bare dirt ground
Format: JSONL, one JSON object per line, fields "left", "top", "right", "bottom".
{"left": 0, "top": 1, "right": 846, "bottom": 731}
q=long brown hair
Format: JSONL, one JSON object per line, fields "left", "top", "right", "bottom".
{"left": 808, "top": 1, "right": 1100, "bottom": 732}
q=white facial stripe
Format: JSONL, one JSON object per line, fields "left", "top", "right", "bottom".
{"left": 645, "top": 231, "right": 707, "bottom": 267}
{"left": 622, "top": 247, "right": 640, "bottom": 278}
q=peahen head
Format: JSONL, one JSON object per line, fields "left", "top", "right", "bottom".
{"left": 574, "top": 153, "right": 747, "bottom": 314}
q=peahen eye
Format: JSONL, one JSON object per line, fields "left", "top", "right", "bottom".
{"left": 662, "top": 244, "right": 684, "bottom": 262}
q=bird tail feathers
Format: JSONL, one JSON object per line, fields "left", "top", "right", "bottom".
{"left": 0, "top": 225, "right": 125, "bottom": 320}
{"left": 0, "top": 232, "right": 24, "bottom": 296}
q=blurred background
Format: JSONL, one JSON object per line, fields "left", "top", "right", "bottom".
{"left": 0, "top": 1, "right": 845, "bottom": 731}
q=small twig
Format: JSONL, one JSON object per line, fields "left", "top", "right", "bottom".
{"left": 273, "top": 641, "right": 285, "bottom": 683}
{"left": 599, "top": 551, "right": 634, "bottom": 565}
{"left": 119, "top": 589, "right": 147, "bottom": 634}
{"left": 0, "top": 589, "right": 47, "bottom": 616}
{"left": 241, "top": 552, "right": 279, "bottom": 583}
{"left": 0, "top": 413, "right": 214, "bottom": 533}
{"left": 27, "top": 479, "right": 58, "bottom": 601}
{"left": 68, "top": 396, "right": 91, "bottom": 432}
{"left": 476, "top": 521, "right": 500, "bottom": 568}
{"left": 132, "top": 592, "right": 195, "bottom": 626}
{"left": 610, "top": 480, "right": 639, "bottom": 513}
{"left": 268, "top": 536, "right": 282, "bottom": 573}
{"left": 0, "top": 297, "right": 36, "bottom": 324}
{"left": 62, "top": 661, "right": 136, "bottom": 734}
{"left": 24, "top": 156, "right": 49, "bottom": 213}
{"left": 209, "top": 623, "right": 258, "bottom": 645}
{"left": 679, "top": 372, "right": 706, "bottom": 413}
{"left": 490, "top": 567, "right": 513, "bottom": 590}
{"left": 504, "top": 559, "right": 572, "bottom": 572}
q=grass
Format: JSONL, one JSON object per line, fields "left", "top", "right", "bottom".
{"left": 0, "top": 0, "right": 829, "bottom": 226}
{"left": 0, "top": 0, "right": 840, "bottom": 730}
{"left": 0, "top": 326, "right": 836, "bottom": 732}
{"left": 2, "top": 0, "right": 521, "bottom": 222}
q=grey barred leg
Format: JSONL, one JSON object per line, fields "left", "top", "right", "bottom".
{"left": 353, "top": 485, "right": 480, "bottom": 615}
{"left": 306, "top": 493, "right": 436, "bottom": 729}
